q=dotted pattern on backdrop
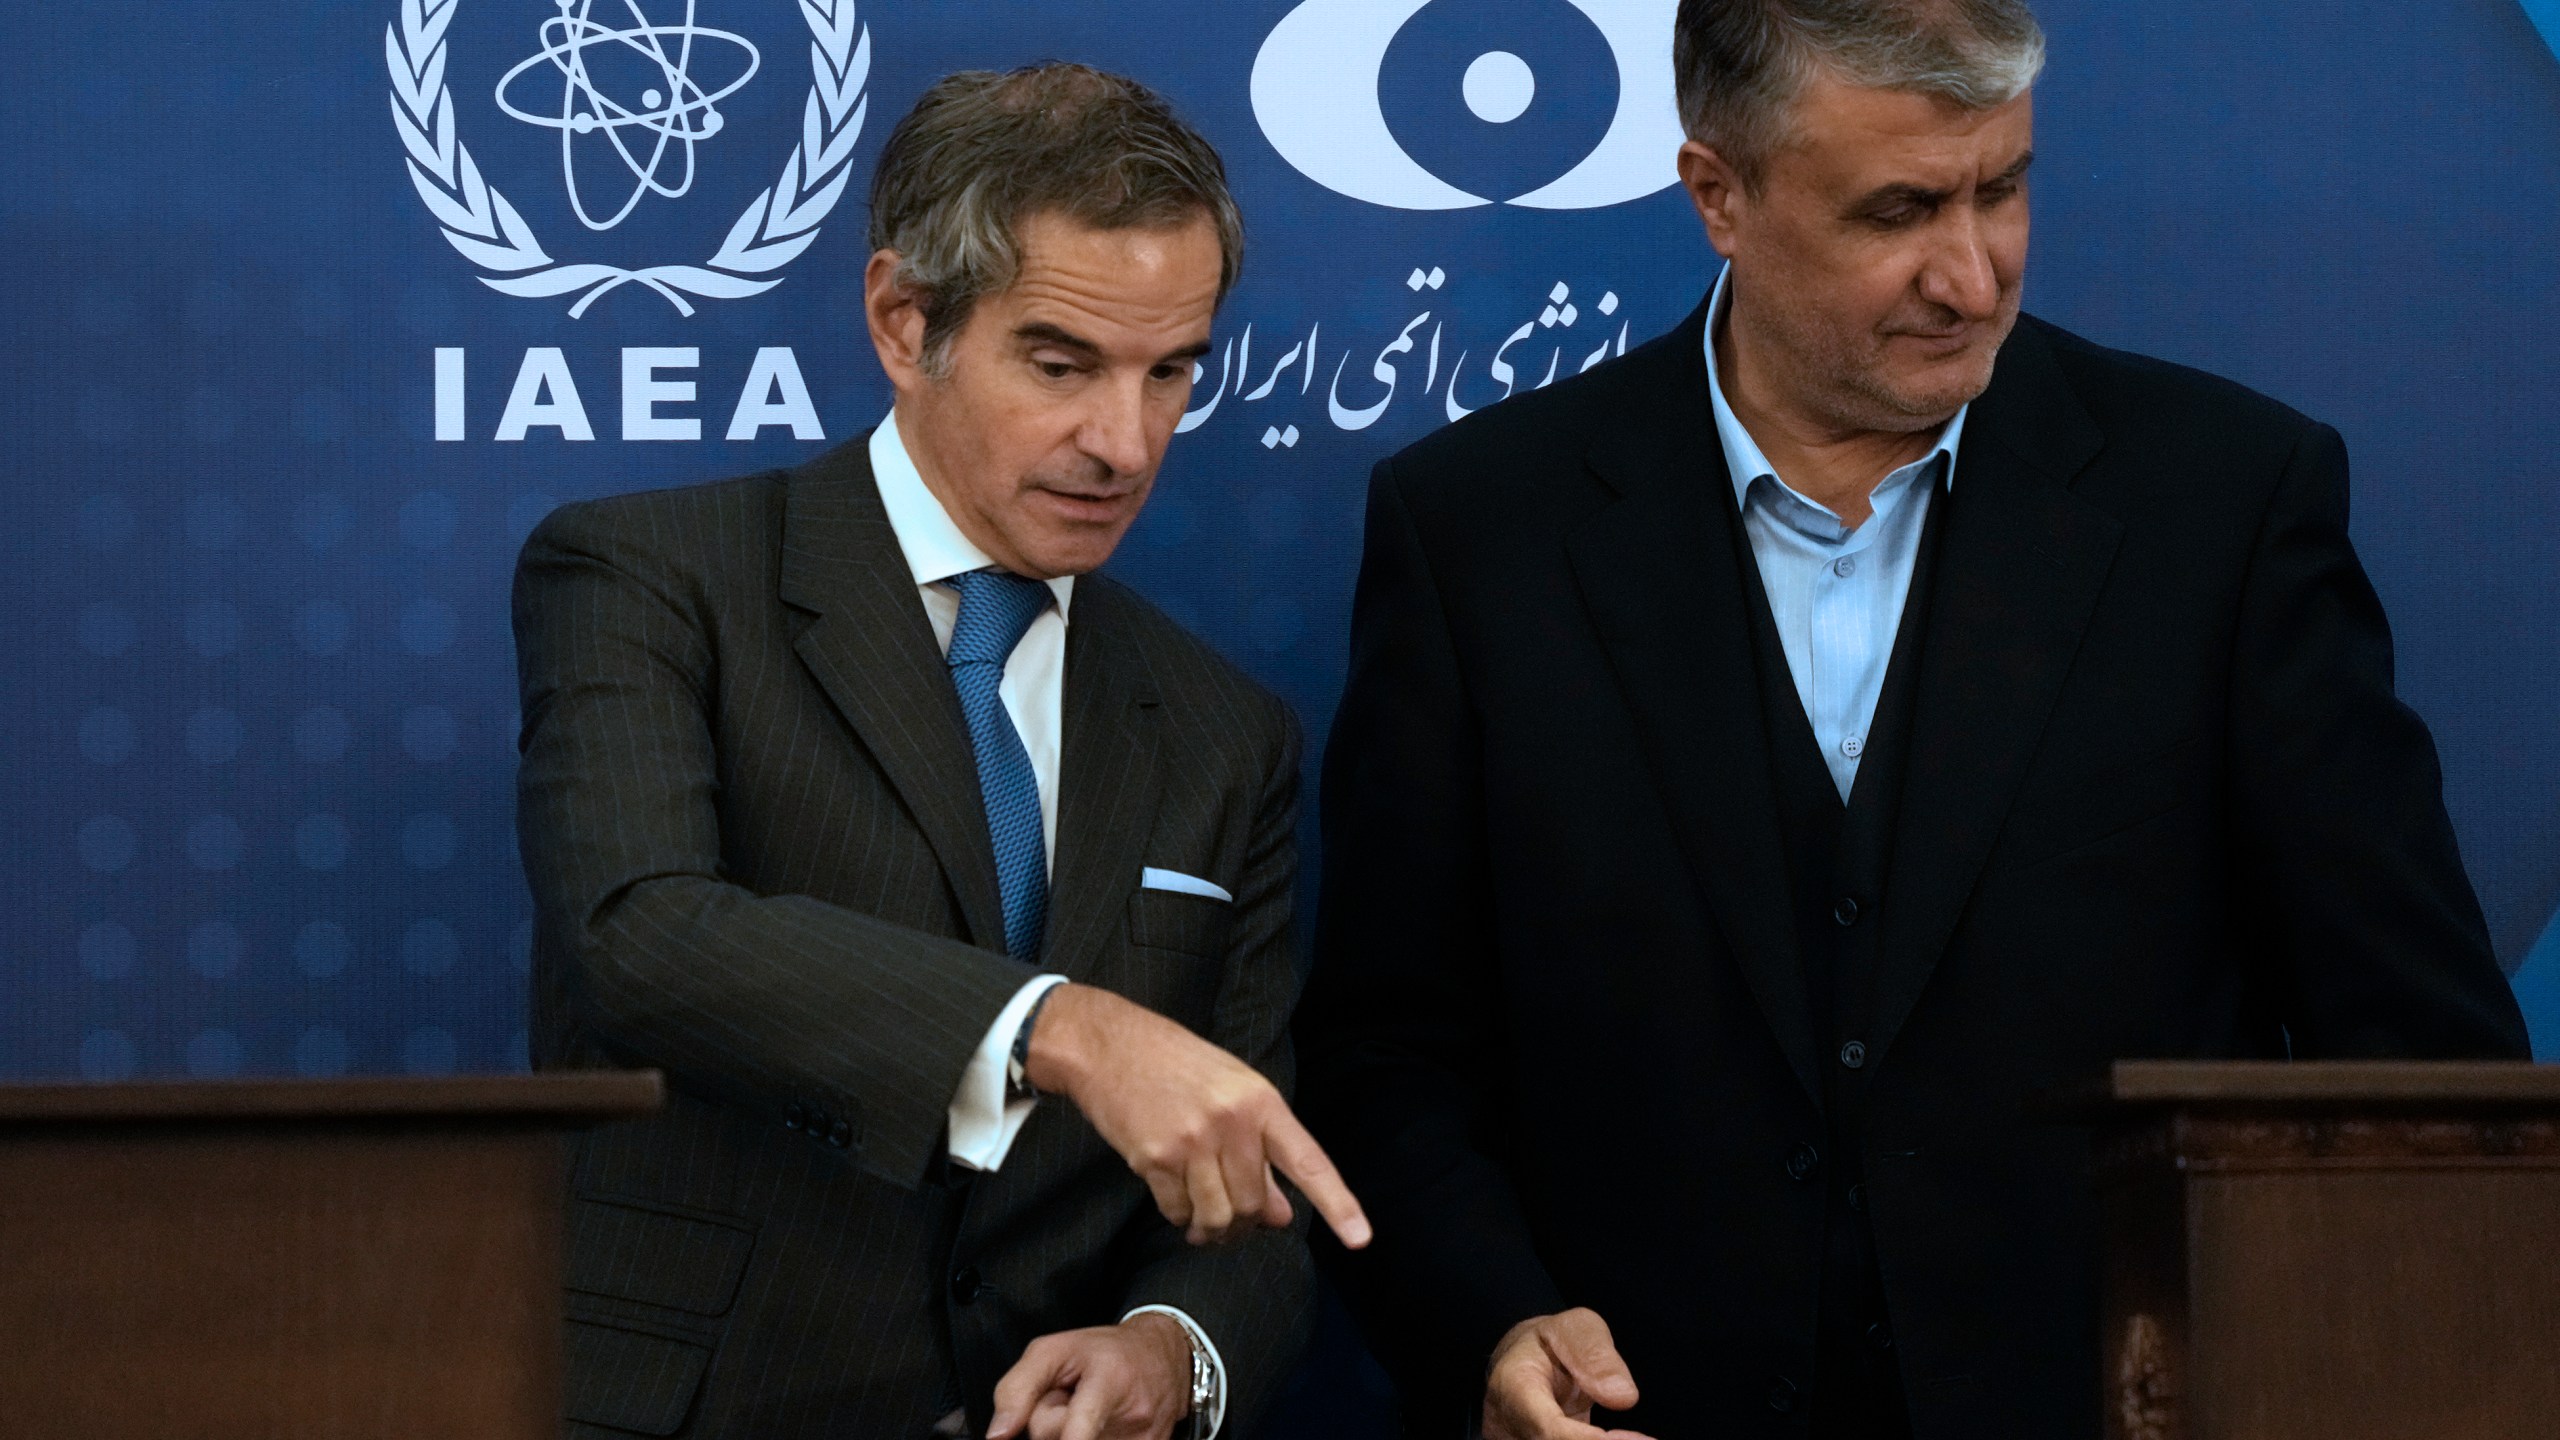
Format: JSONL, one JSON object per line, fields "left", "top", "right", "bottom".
{"left": 10, "top": 0, "right": 2560, "bottom": 1084}
{"left": 53, "top": 464, "right": 544, "bottom": 1081}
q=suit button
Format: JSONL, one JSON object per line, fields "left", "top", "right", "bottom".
{"left": 1867, "top": 1322, "right": 1895, "bottom": 1352}
{"left": 1767, "top": 1376, "right": 1799, "bottom": 1413}
{"left": 1833, "top": 897, "right": 1861, "bottom": 927}
{"left": 1785, "top": 1143, "right": 1822, "bottom": 1181}
{"left": 783, "top": 1103, "right": 807, "bottom": 1131}
{"left": 951, "top": 1267, "right": 984, "bottom": 1305}
{"left": 1839, "top": 1040, "right": 1868, "bottom": 1070}
{"left": 828, "top": 1119, "right": 852, "bottom": 1148}
{"left": 1848, "top": 1184, "right": 1868, "bottom": 1213}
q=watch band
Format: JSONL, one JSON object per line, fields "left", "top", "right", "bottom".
{"left": 1180, "top": 1326, "right": 1215, "bottom": 1440}
{"left": 1005, "top": 982, "right": 1059, "bottom": 1103}
{"left": 1123, "top": 1305, "right": 1221, "bottom": 1440}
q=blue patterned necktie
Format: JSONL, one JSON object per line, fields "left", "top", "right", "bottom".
{"left": 944, "top": 569, "right": 1054, "bottom": 963}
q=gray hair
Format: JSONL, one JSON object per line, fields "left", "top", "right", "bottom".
{"left": 1674, "top": 0, "right": 2046, "bottom": 187}
{"left": 867, "top": 63, "right": 1244, "bottom": 374}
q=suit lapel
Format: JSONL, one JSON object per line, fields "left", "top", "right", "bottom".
{"left": 777, "top": 439, "right": 1009, "bottom": 953}
{"left": 1040, "top": 581, "right": 1162, "bottom": 982}
{"left": 1565, "top": 305, "right": 1825, "bottom": 1105}
{"left": 1870, "top": 320, "right": 2121, "bottom": 1059}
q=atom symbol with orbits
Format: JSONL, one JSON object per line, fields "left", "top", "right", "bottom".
{"left": 495, "top": 0, "right": 761, "bottom": 232}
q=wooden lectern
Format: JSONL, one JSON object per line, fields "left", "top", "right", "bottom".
{"left": 0, "top": 1072, "right": 661, "bottom": 1440}
{"left": 2053, "top": 1061, "right": 2560, "bottom": 1440}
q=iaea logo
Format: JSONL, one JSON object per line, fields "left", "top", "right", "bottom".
{"left": 1252, "top": 0, "right": 1682, "bottom": 210}
{"left": 386, "top": 0, "right": 872, "bottom": 315}
{"left": 490, "top": 1, "right": 764, "bottom": 233}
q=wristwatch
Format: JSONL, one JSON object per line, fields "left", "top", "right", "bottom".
{"left": 1127, "top": 1306, "right": 1220, "bottom": 1440}
{"left": 1004, "top": 983, "right": 1059, "bottom": 1103}
{"left": 1175, "top": 1322, "right": 1218, "bottom": 1440}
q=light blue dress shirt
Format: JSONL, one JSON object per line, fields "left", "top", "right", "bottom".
{"left": 1703, "top": 266, "right": 1968, "bottom": 801}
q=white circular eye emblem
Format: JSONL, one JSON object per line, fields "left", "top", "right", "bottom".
{"left": 1251, "top": 0, "right": 1684, "bottom": 211}
{"left": 1463, "top": 51, "right": 1536, "bottom": 124}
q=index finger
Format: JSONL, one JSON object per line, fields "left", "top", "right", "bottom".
{"left": 1261, "top": 1108, "right": 1373, "bottom": 1249}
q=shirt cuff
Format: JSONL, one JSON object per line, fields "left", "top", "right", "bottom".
{"left": 1122, "top": 1304, "right": 1227, "bottom": 1440}
{"left": 947, "top": 974, "right": 1068, "bottom": 1172}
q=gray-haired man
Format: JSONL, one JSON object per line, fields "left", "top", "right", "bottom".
{"left": 516, "top": 64, "right": 1365, "bottom": 1440}
{"left": 1298, "top": 1, "right": 2525, "bottom": 1437}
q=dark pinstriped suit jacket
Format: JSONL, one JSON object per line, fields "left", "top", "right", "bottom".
{"left": 512, "top": 436, "right": 1313, "bottom": 1439}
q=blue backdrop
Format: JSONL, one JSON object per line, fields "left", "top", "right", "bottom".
{"left": 19, "top": 0, "right": 2551, "bottom": 1077}
{"left": 4, "top": 3, "right": 2557, "bottom": 1419}
{"left": 10, "top": 0, "right": 2549, "bottom": 1414}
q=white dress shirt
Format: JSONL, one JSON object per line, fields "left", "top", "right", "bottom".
{"left": 873, "top": 414, "right": 1227, "bottom": 1438}
{"left": 871, "top": 412, "right": 1074, "bottom": 1173}
{"left": 1703, "top": 266, "right": 1968, "bottom": 801}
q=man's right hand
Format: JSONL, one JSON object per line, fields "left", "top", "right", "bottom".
{"left": 1483, "top": 1309, "right": 1655, "bottom": 1440}
{"left": 1023, "top": 982, "right": 1371, "bottom": 1250}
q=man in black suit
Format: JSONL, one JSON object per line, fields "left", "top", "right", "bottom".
{"left": 516, "top": 65, "right": 1365, "bottom": 1440}
{"left": 1296, "top": 3, "right": 2527, "bottom": 1438}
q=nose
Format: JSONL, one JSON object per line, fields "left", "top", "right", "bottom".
{"left": 1918, "top": 209, "right": 2002, "bottom": 322}
{"left": 1077, "top": 374, "right": 1154, "bottom": 481}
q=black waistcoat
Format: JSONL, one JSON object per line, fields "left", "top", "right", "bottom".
{"left": 1729, "top": 468, "right": 1953, "bottom": 1438}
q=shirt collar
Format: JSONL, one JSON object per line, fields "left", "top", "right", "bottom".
{"left": 1701, "top": 264, "right": 1968, "bottom": 517}
{"left": 869, "top": 410, "right": 1075, "bottom": 619}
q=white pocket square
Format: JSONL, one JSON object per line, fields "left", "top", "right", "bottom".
{"left": 1141, "top": 867, "right": 1232, "bottom": 903}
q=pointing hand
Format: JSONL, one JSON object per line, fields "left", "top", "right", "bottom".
{"left": 1023, "top": 983, "right": 1372, "bottom": 1250}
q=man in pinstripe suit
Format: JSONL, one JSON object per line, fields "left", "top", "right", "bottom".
{"left": 514, "top": 66, "right": 1365, "bottom": 1440}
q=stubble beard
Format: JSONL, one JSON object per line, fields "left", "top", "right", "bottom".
{"left": 1772, "top": 297, "right": 2018, "bottom": 438}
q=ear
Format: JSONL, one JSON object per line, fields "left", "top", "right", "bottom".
{"left": 864, "top": 249, "right": 932, "bottom": 394}
{"left": 1677, "top": 141, "right": 1747, "bottom": 260}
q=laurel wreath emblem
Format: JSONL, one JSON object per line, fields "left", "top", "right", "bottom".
{"left": 386, "top": 0, "right": 869, "bottom": 316}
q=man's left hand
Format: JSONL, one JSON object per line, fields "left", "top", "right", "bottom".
{"left": 988, "top": 1313, "right": 1192, "bottom": 1440}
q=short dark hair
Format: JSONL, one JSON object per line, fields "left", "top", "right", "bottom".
{"left": 867, "top": 63, "right": 1245, "bottom": 372}
{"left": 1674, "top": 0, "right": 2045, "bottom": 186}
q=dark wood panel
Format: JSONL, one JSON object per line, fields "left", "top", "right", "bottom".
{"left": 0, "top": 1072, "right": 662, "bottom": 1125}
{"left": 2093, "top": 1117, "right": 2560, "bottom": 1176}
{"left": 2074, "top": 1062, "right": 2560, "bottom": 1440}
{"left": 0, "top": 1076, "right": 662, "bottom": 1437}
{"left": 0, "top": 1128, "right": 566, "bottom": 1440}
{"left": 2044, "top": 1061, "right": 2560, "bottom": 1117}
{"left": 2185, "top": 1169, "right": 2560, "bottom": 1439}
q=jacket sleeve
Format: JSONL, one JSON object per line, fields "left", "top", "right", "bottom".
{"left": 1113, "top": 695, "right": 1315, "bottom": 1436}
{"left": 514, "top": 498, "right": 1037, "bottom": 1192}
{"left": 2226, "top": 421, "right": 2529, "bottom": 1057}
{"left": 1293, "top": 459, "right": 1568, "bottom": 1409}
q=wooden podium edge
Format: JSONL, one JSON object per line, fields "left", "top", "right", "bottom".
{"left": 0, "top": 1071, "right": 664, "bottom": 1126}
{"left": 2034, "top": 1060, "right": 2560, "bottom": 1121}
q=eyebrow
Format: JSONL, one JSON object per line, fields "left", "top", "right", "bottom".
{"left": 1014, "top": 321, "right": 1214, "bottom": 366}
{"left": 1849, "top": 149, "right": 2036, "bottom": 212}
{"left": 1014, "top": 322, "right": 1102, "bottom": 358}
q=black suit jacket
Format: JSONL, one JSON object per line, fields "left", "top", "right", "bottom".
{"left": 1295, "top": 304, "right": 2528, "bottom": 1438}
{"left": 514, "top": 438, "right": 1312, "bottom": 1439}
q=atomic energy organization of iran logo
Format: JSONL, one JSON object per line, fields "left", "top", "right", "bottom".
{"left": 1253, "top": 0, "right": 1682, "bottom": 211}
{"left": 386, "top": 0, "right": 870, "bottom": 316}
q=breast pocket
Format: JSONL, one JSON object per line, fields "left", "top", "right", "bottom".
{"left": 1128, "top": 886, "right": 1235, "bottom": 957}
{"left": 1124, "top": 888, "right": 1235, "bottom": 1029}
